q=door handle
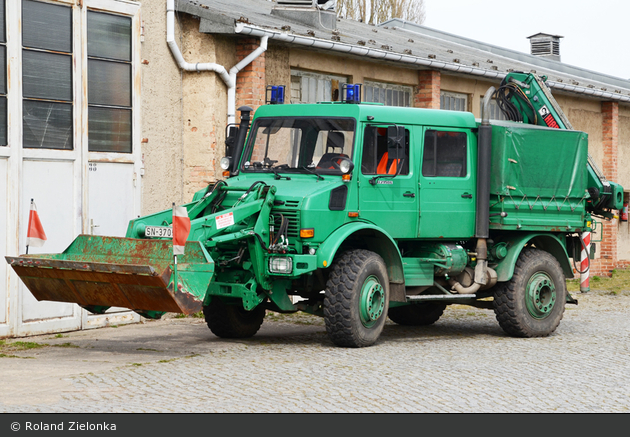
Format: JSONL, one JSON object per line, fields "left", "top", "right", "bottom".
{"left": 403, "top": 192, "right": 416, "bottom": 198}
{"left": 461, "top": 193, "right": 473, "bottom": 198}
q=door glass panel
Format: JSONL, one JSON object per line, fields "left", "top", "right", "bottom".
{"left": 87, "top": 12, "right": 131, "bottom": 61}
{"left": 22, "top": 0, "right": 72, "bottom": 53}
{"left": 0, "top": 97, "right": 6, "bottom": 146}
{"left": 88, "top": 59, "right": 131, "bottom": 107}
{"left": 0, "top": 45, "right": 5, "bottom": 94}
{"left": 0, "top": 0, "right": 5, "bottom": 44}
{"left": 23, "top": 101, "right": 73, "bottom": 150}
{"left": 88, "top": 106, "right": 132, "bottom": 153}
{"left": 22, "top": 50, "right": 72, "bottom": 101}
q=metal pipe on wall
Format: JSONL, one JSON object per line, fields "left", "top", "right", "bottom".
{"left": 166, "top": 0, "right": 268, "bottom": 125}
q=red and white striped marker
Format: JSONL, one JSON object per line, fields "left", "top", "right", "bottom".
{"left": 580, "top": 231, "right": 591, "bottom": 293}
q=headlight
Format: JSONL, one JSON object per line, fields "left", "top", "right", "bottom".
{"left": 269, "top": 257, "right": 293, "bottom": 274}
{"left": 339, "top": 158, "right": 354, "bottom": 174}
{"left": 220, "top": 157, "right": 231, "bottom": 170}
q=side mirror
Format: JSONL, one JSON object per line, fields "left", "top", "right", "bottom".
{"left": 387, "top": 125, "right": 406, "bottom": 160}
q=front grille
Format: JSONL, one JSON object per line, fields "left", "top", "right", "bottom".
{"left": 271, "top": 200, "right": 300, "bottom": 239}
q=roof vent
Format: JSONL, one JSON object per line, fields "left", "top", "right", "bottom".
{"left": 527, "top": 33, "right": 563, "bottom": 62}
{"left": 272, "top": 1, "right": 336, "bottom": 30}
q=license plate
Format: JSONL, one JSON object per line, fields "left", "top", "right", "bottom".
{"left": 145, "top": 226, "right": 173, "bottom": 238}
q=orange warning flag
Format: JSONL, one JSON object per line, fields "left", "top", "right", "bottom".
{"left": 26, "top": 199, "right": 47, "bottom": 248}
{"left": 172, "top": 204, "right": 191, "bottom": 255}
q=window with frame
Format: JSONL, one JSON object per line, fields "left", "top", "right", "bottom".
{"left": 364, "top": 81, "right": 412, "bottom": 107}
{"left": 361, "top": 125, "right": 410, "bottom": 176}
{"left": 482, "top": 98, "right": 507, "bottom": 121}
{"left": 22, "top": 0, "right": 73, "bottom": 150}
{"left": 440, "top": 91, "right": 468, "bottom": 112}
{"left": 87, "top": 10, "right": 132, "bottom": 153}
{"left": 0, "top": 0, "right": 6, "bottom": 146}
{"left": 290, "top": 70, "right": 347, "bottom": 103}
{"left": 422, "top": 130, "right": 467, "bottom": 178}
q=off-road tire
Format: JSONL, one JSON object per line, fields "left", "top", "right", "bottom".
{"left": 203, "top": 299, "right": 265, "bottom": 339}
{"left": 388, "top": 302, "right": 446, "bottom": 326}
{"left": 323, "top": 249, "right": 390, "bottom": 348}
{"left": 493, "top": 248, "right": 566, "bottom": 338}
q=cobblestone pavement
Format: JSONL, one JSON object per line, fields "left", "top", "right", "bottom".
{"left": 1, "top": 290, "right": 629, "bottom": 413}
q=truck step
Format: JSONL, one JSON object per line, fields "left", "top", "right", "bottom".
{"left": 406, "top": 294, "right": 477, "bottom": 301}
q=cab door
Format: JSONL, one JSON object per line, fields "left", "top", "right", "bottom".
{"left": 418, "top": 127, "right": 476, "bottom": 239}
{"left": 358, "top": 125, "right": 418, "bottom": 238}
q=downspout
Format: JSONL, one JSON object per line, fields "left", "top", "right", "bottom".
{"left": 166, "top": 0, "right": 268, "bottom": 125}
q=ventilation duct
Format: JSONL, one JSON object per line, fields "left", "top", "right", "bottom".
{"left": 272, "top": 0, "right": 336, "bottom": 30}
{"left": 528, "top": 33, "right": 563, "bottom": 62}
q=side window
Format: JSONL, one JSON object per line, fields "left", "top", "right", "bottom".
{"left": 440, "top": 91, "right": 468, "bottom": 112}
{"left": 422, "top": 130, "right": 467, "bottom": 177}
{"left": 364, "top": 81, "right": 412, "bottom": 107}
{"left": 290, "top": 69, "right": 347, "bottom": 103}
{"left": 361, "top": 126, "right": 410, "bottom": 176}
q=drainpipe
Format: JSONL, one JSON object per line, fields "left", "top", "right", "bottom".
{"left": 166, "top": 0, "right": 268, "bottom": 125}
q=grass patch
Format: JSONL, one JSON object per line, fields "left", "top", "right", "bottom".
{"left": 55, "top": 334, "right": 66, "bottom": 338}
{"left": 131, "top": 363, "right": 143, "bottom": 367}
{"left": 158, "top": 358, "right": 178, "bottom": 364}
{"left": 52, "top": 343, "right": 79, "bottom": 348}
{"left": 137, "top": 348, "right": 160, "bottom": 352}
{"left": 7, "top": 341, "right": 44, "bottom": 350}
{"left": 0, "top": 353, "right": 21, "bottom": 358}
{"left": 567, "top": 267, "right": 630, "bottom": 294}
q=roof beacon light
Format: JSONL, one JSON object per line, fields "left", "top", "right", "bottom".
{"left": 266, "top": 85, "right": 285, "bottom": 105}
{"left": 342, "top": 84, "right": 362, "bottom": 104}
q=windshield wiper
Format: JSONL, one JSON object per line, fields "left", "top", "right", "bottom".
{"left": 299, "top": 166, "right": 324, "bottom": 181}
{"left": 270, "top": 164, "right": 291, "bottom": 180}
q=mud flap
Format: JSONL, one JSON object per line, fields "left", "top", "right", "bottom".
{"left": 6, "top": 235, "right": 214, "bottom": 316}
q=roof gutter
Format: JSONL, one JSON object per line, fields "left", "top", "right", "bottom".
{"left": 235, "top": 23, "right": 630, "bottom": 104}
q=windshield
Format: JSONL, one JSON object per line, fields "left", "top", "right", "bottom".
{"left": 241, "top": 117, "right": 356, "bottom": 175}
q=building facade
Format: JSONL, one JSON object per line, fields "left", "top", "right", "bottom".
{"left": 1, "top": 0, "right": 629, "bottom": 337}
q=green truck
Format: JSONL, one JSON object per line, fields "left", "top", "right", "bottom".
{"left": 7, "top": 73, "right": 624, "bottom": 347}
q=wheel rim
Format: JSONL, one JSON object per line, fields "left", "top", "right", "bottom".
{"left": 525, "top": 272, "right": 557, "bottom": 319}
{"left": 359, "top": 275, "right": 385, "bottom": 328}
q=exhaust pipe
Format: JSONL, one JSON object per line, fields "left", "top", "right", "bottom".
{"left": 450, "top": 87, "right": 495, "bottom": 294}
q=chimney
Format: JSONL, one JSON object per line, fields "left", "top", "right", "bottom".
{"left": 271, "top": 1, "right": 337, "bottom": 31}
{"left": 527, "top": 33, "right": 563, "bottom": 62}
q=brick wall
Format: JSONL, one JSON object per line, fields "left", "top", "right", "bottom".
{"left": 235, "top": 37, "right": 266, "bottom": 112}
{"left": 589, "top": 101, "right": 623, "bottom": 277}
{"left": 414, "top": 70, "right": 441, "bottom": 109}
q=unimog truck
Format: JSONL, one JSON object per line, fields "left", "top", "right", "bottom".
{"left": 7, "top": 73, "right": 624, "bottom": 347}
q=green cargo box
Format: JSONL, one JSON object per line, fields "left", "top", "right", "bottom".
{"left": 487, "top": 121, "right": 588, "bottom": 231}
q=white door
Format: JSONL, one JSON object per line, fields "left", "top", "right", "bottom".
{"left": 0, "top": 158, "right": 9, "bottom": 337}
{"left": 15, "top": 159, "right": 83, "bottom": 336}
{"left": 88, "top": 161, "right": 136, "bottom": 237}
{"left": 84, "top": 160, "right": 141, "bottom": 328}
{"left": 1, "top": 0, "right": 141, "bottom": 337}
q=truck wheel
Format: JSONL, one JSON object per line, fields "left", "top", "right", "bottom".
{"left": 388, "top": 302, "right": 446, "bottom": 326}
{"left": 493, "top": 248, "right": 566, "bottom": 337}
{"left": 323, "top": 249, "right": 389, "bottom": 347}
{"left": 203, "top": 299, "right": 266, "bottom": 339}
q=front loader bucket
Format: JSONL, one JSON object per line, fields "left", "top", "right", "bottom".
{"left": 6, "top": 235, "right": 214, "bottom": 317}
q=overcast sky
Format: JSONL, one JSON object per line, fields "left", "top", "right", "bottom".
{"left": 423, "top": 0, "right": 630, "bottom": 80}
